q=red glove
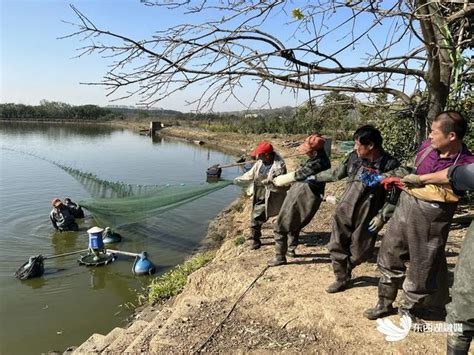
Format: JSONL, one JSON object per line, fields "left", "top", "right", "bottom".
{"left": 381, "top": 177, "right": 405, "bottom": 190}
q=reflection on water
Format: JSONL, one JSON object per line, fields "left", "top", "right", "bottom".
{"left": 151, "top": 134, "right": 163, "bottom": 144}
{"left": 0, "top": 121, "right": 119, "bottom": 139}
{"left": 51, "top": 231, "right": 81, "bottom": 254}
{"left": 89, "top": 268, "right": 107, "bottom": 290}
{"left": 0, "top": 122, "right": 240, "bottom": 354}
{"left": 21, "top": 276, "right": 47, "bottom": 290}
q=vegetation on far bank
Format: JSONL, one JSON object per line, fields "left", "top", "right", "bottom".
{"left": 195, "top": 93, "right": 472, "bottom": 163}
{"left": 2, "top": 92, "right": 471, "bottom": 164}
{"left": 0, "top": 100, "right": 182, "bottom": 121}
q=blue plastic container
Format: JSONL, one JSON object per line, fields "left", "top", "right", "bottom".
{"left": 89, "top": 232, "right": 104, "bottom": 250}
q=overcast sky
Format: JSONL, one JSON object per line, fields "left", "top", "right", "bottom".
{"left": 1, "top": 0, "right": 421, "bottom": 112}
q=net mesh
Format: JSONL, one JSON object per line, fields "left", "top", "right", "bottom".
{"left": 78, "top": 180, "right": 233, "bottom": 227}
{"left": 3, "top": 148, "right": 233, "bottom": 228}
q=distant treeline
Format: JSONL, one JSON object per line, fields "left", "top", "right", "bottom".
{"left": 0, "top": 101, "right": 184, "bottom": 121}
{"left": 0, "top": 101, "right": 117, "bottom": 121}
{"left": 1, "top": 95, "right": 471, "bottom": 165}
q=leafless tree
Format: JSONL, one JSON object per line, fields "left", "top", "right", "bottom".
{"left": 64, "top": 0, "right": 473, "bottom": 141}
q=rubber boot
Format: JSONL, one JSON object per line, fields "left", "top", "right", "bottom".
{"left": 326, "top": 259, "right": 351, "bottom": 293}
{"left": 399, "top": 306, "right": 429, "bottom": 333}
{"left": 267, "top": 255, "right": 287, "bottom": 266}
{"left": 250, "top": 239, "right": 261, "bottom": 250}
{"left": 268, "top": 233, "right": 287, "bottom": 266}
{"left": 326, "top": 279, "right": 350, "bottom": 293}
{"left": 363, "top": 283, "right": 398, "bottom": 320}
{"left": 287, "top": 232, "right": 299, "bottom": 257}
{"left": 398, "top": 296, "right": 425, "bottom": 330}
{"left": 447, "top": 334, "right": 471, "bottom": 355}
{"left": 287, "top": 250, "right": 296, "bottom": 257}
{"left": 249, "top": 228, "right": 262, "bottom": 250}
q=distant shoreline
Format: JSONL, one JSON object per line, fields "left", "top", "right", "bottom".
{"left": 0, "top": 119, "right": 257, "bottom": 156}
{"left": 0, "top": 118, "right": 150, "bottom": 131}
{"left": 0, "top": 118, "right": 117, "bottom": 124}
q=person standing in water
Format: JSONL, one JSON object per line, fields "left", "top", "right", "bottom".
{"left": 50, "top": 198, "right": 78, "bottom": 232}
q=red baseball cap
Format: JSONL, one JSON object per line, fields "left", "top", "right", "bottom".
{"left": 298, "top": 134, "right": 326, "bottom": 154}
{"left": 51, "top": 198, "right": 62, "bottom": 207}
{"left": 250, "top": 141, "right": 274, "bottom": 157}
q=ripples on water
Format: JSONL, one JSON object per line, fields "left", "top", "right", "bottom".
{"left": 0, "top": 123, "right": 240, "bottom": 354}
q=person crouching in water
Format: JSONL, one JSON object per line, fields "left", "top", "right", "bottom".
{"left": 234, "top": 142, "right": 287, "bottom": 250}
{"left": 50, "top": 198, "right": 78, "bottom": 232}
{"left": 314, "top": 125, "right": 400, "bottom": 293}
{"left": 64, "top": 197, "right": 85, "bottom": 218}
{"left": 266, "top": 134, "right": 331, "bottom": 266}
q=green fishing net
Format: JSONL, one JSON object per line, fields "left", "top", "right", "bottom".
{"left": 77, "top": 181, "right": 233, "bottom": 227}
{"left": 3, "top": 148, "right": 233, "bottom": 228}
{"left": 337, "top": 141, "right": 354, "bottom": 154}
{"left": 61, "top": 164, "right": 233, "bottom": 227}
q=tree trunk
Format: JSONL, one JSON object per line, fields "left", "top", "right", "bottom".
{"left": 414, "top": 82, "right": 450, "bottom": 145}
{"left": 416, "top": 0, "right": 453, "bottom": 144}
{"left": 425, "top": 78, "right": 450, "bottom": 132}
{"left": 414, "top": 114, "right": 426, "bottom": 146}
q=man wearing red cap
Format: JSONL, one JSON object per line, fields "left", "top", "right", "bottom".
{"left": 50, "top": 198, "right": 78, "bottom": 232}
{"left": 234, "top": 141, "right": 287, "bottom": 249}
{"left": 266, "top": 134, "right": 331, "bottom": 266}
{"left": 314, "top": 125, "right": 400, "bottom": 293}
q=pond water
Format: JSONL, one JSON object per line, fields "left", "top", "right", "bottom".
{"left": 0, "top": 122, "right": 240, "bottom": 354}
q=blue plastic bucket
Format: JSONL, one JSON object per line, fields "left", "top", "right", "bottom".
{"left": 89, "top": 232, "right": 104, "bottom": 250}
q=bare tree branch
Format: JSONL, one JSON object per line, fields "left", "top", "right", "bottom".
{"left": 63, "top": 0, "right": 470, "bottom": 120}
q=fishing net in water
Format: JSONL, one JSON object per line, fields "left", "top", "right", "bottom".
{"left": 55, "top": 164, "right": 161, "bottom": 199}
{"left": 54, "top": 160, "right": 234, "bottom": 228}
{"left": 77, "top": 180, "right": 233, "bottom": 227}
{"left": 2, "top": 148, "right": 234, "bottom": 228}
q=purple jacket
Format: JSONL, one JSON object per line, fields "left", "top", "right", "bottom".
{"left": 415, "top": 140, "right": 474, "bottom": 175}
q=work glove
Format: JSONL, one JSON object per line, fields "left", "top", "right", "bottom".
{"left": 402, "top": 174, "right": 423, "bottom": 188}
{"left": 262, "top": 178, "right": 281, "bottom": 192}
{"left": 233, "top": 176, "right": 251, "bottom": 187}
{"left": 368, "top": 216, "right": 384, "bottom": 233}
{"left": 381, "top": 177, "right": 405, "bottom": 190}
{"left": 360, "top": 170, "right": 383, "bottom": 187}
{"left": 273, "top": 171, "right": 296, "bottom": 187}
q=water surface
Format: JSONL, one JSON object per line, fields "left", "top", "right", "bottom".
{"left": 0, "top": 122, "right": 240, "bottom": 354}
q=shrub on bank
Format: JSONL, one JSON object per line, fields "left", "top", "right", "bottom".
{"left": 147, "top": 252, "right": 215, "bottom": 304}
{"left": 234, "top": 235, "right": 246, "bottom": 246}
